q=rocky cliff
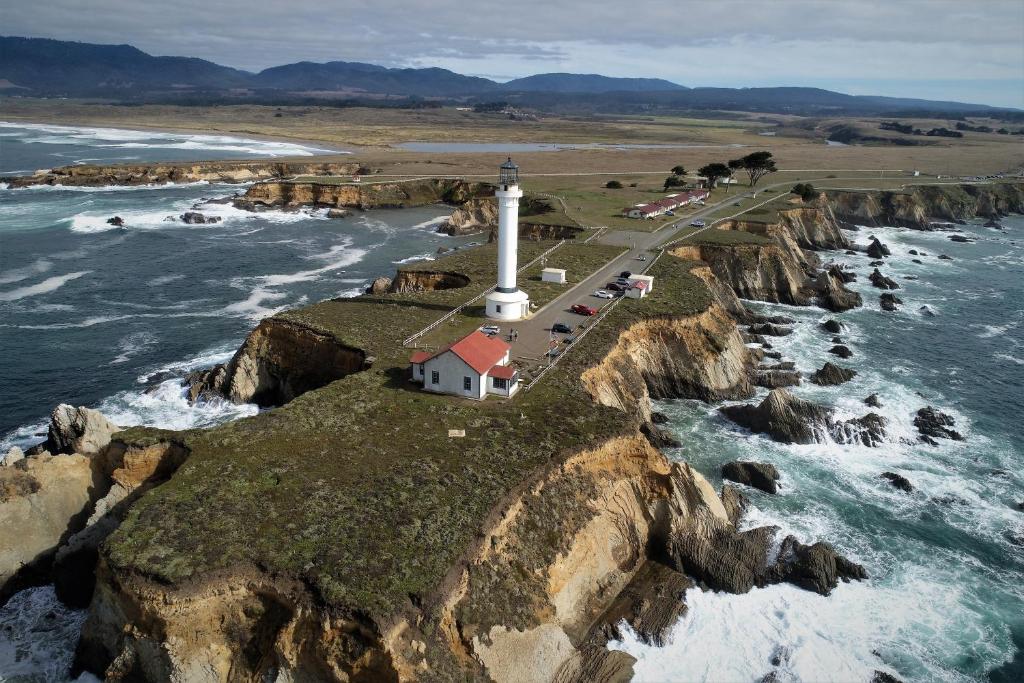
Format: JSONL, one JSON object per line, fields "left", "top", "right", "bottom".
{"left": 439, "top": 197, "right": 498, "bottom": 236}
{"left": 825, "top": 183, "right": 1024, "bottom": 230}
{"left": 234, "top": 178, "right": 489, "bottom": 212}
{"left": 670, "top": 243, "right": 811, "bottom": 305}
{"left": 186, "top": 318, "right": 370, "bottom": 407}
{"left": 2, "top": 160, "right": 362, "bottom": 188}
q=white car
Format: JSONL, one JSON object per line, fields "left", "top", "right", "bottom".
{"left": 480, "top": 325, "right": 500, "bottom": 336}
{"left": 593, "top": 290, "right": 614, "bottom": 299}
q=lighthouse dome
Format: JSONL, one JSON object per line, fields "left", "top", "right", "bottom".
{"left": 499, "top": 157, "right": 519, "bottom": 187}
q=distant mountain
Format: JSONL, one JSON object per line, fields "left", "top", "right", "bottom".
{"left": 0, "top": 36, "right": 251, "bottom": 94}
{"left": 0, "top": 36, "right": 1014, "bottom": 115}
{"left": 500, "top": 73, "right": 685, "bottom": 93}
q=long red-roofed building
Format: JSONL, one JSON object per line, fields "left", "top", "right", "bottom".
{"left": 409, "top": 330, "right": 520, "bottom": 399}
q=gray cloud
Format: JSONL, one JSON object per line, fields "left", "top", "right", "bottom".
{"left": 2, "top": 0, "right": 1022, "bottom": 106}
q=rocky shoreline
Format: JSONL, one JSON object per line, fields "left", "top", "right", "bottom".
{"left": 1, "top": 182, "right": 1018, "bottom": 681}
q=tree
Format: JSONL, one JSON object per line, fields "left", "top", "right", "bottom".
{"left": 726, "top": 158, "right": 744, "bottom": 193}
{"left": 605, "top": 180, "right": 623, "bottom": 189}
{"left": 670, "top": 165, "right": 687, "bottom": 177}
{"left": 791, "top": 183, "right": 817, "bottom": 202}
{"left": 734, "top": 151, "right": 777, "bottom": 187}
{"left": 698, "top": 163, "right": 731, "bottom": 189}
{"left": 663, "top": 176, "right": 685, "bottom": 191}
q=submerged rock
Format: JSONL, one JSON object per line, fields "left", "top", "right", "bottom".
{"left": 829, "top": 344, "right": 853, "bottom": 359}
{"left": 914, "top": 406, "right": 964, "bottom": 442}
{"left": 721, "top": 461, "right": 780, "bottom": 494}
{"left": 179, "top": 211, "right": 222, "bottom": 224}
{"left": 720, "top": 389, "right": 832, "bottom": 444}
{"left": 864, "top": 393, "right": 882, "bottom": 408}
{"left": 869, "top": 268, "right": 900, "bottom": 290}
{"left": 949, "top": 234, "right": 972, "bottom": 243}
{"left": 106, "top": 216, "right": 124, "bottom": 227}
{"left": 938, "top": 254, "right": 953, "bottom": 260}
{"left": 46, "top": 404, "right": 118, "bottom": 455}
{"left": 810, "top": 362, "right": 856, "bottom": 386}
{"left": 881, "top": 472, "right": 913, "bottom": 493}
{"left": 821, "top": 319, "right": 844, "bottom": 334}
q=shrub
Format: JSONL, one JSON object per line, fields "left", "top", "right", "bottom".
{"left": 605, "top": 180, "right": 623, "bottom": 189}
{"left": 791, "top": 183, "right": 818, "bottom": 202}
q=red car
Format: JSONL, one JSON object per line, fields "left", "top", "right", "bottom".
{"left": 571, "top": 304, "right": 598, "bottom": 316}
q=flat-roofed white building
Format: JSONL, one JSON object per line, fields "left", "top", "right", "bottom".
{"left": 541, "top": 267, "right": 566, "bottom": 284}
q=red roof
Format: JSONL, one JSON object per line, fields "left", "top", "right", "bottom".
{"left": 632, "top": 280, "right": 648, "bottom": 289}
{"left": 489, "top": 364, "right": 517, "bottom": 380}
{"left": 412, "top": 330, "right": 510, "bottom": 375}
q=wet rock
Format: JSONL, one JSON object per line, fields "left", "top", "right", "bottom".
{"left": 179, "top": 211, "right": 222, "bottom": 224}
{"left": 770, "top": 535, "right": 868, "bottom": 596}
{"left": 872, "top": 670, "right": 904, "bottom": 683}
{"left": 722, "top": 461, "right": 780, "bottom": 494}
{"left": 720, "top": 485, "right": 748, "bottom": 526}
{"left": 864, "top": 394, "right": 882, "bottom": 408}
{"left": 912, "top": 259, "right": 923, "bottom": 264}
{"left": 667, "top": 524, "right": 779, "bottom": 594}
{"left": 106, "top": 216, "right": 124, "bottom": 227}
{"left": 881, "top": 472, "right": 913, "bottom": 493}
{"left": 827, "top": 264, "right": 856, "bottom": 283}
{"left": 932, "top": 494, "right": 969, "bottom": 507}
{"left": 834, "top": 413, "right": 887, "bottom": 447}
{"left": 743, "top": 332, "right": 768, "bottom": 345}
{"left": 1, "top": 447, "right": 24, "bottom": 467}
{"left": 845, "top": 250, "right": 859, "bottom": 256}
{"left": 866, "top": 237, "right": 891, "bottom": 259}
{"left": 821, "top": 319, "right": 844, "bottom": 334}
{"left": 1004, "top": 527, "right": 1024, "bottom": 546}
{"left": 751, "top": 314, "right": 796, "bottom": 325}
{"left": 914, "top": 406, "right": 964, "bottom": 442}
{"left": 762, "top": 350, "right": 783, "bottom": 360}
{"left": 761, "top": 361, "right": 796, "bottom": 371}
{"left": 869, "top": 260, "right": 884, "bottom": 267}
{"left": 748, "top": 323, "right": 793, "bottom": 337}
{"left": 810, "top": 362, "right": 856, "bottom": 386}
{"left": 754, "top": 369, "right": 801, "bottom": 389}
{"left": 984, "top": 219, "right": 1003, "bottom": 229}
{"left": 879, "top": 293, "right": 903, "bottom": 311}
{"left": 641, "top": 422, "right": 681, "bottom": 449}
{"left": 366, "top": 276, "right": 392, "bottom": 295}
{"left": 919, "top": 305, "right": 936, "bottom": 317}
{"left": 949, "top": 234, "right": 972, "bottom": 243}
{"left": 182, "top": 365, "right": 228, "bottom": 403}
{"left": 591, "top": 561, "right": 692, "bottom": 649}
{"left": 46, "top": 404, "right": 118, "bottom": 455}
{"left": 720, "top": 389, "right": 833, "bottom": 444}
{"left": 1016, "top": 501, "right": 1024, "bottom": 512}
{"left": 905, "top": 274, "right": 919, "bottom": 279}
{"left": 650, "top": 411, "right": 670, "bottom": 425}
{"left": 815, "top": 272, "right": 863, "bottom": 313}
{"left": 937, "top": 254, "right": 953, "bottom": 260}
{"left": 908, "top": 249, "right": 919, "bottom": 256}
{"left": 869, "top": 268, "right": 900, "bottom": 290}
{"left": 326, "top": 208, "right": 350, "bottom": 218}
{"left": 829, "top": 345, "right": 853, "bottom": 359}
{"left": 436, "top": 246, "right": 452, "bottom": 255}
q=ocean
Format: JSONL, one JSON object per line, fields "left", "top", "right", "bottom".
{"left": 1, "top": 122, "right": 1022, "bottom": 681}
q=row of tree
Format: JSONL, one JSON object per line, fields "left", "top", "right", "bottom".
{"left": 695, "top": 151, "right": 777, "bottom": 191}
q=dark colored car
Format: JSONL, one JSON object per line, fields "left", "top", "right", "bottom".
{"left": 570, "top": 304, "right": 598, "bottom": 316}
{"left": 620, "top": 271, "right": 632, "bottom": 278}
{"left": 552, "top": 322, "right": 573, "bottom": 334}
{"left": 606, "top": 282, "right": 625, "bottom": 291}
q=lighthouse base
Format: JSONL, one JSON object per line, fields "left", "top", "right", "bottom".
{"left": 485, "top": 289, "right": 530, "bottom": 321}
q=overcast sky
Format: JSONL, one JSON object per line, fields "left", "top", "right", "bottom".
{"left": 3, "top": 0, "right": 1023, "bottom": 107}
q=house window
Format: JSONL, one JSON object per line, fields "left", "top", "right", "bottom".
{"left": 463, "top": 376, "right": 472, "bottom": 391}
{"left": 493, "top": 377, "right": 508, "bottom": 390}
{"left": 496, "top": 304, "right": 502, "bottom": 313}
{"left": 431, "top": 370, "right": 439, "bottom": 384}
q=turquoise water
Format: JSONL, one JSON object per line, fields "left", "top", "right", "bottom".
{"left": 612, "top": 219, "right": 1024, "bottom": 681}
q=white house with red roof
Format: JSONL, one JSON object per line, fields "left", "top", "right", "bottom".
{"left": 409, "top": 330, "right": 520, "bottom": 399}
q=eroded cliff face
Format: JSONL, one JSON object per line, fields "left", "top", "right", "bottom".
{"left": 188, "top": 318, "right": 369, "bottom": 407}
{"left": 2, "top": 161, "right": 361, "bottom": 188}
{"left": 671, "top": 243, "right": 811, "bottom": 305}
{"left": 826, "top": 183, "right": 1024, "bottom": 229}
{"left": 387, "top": 270, "right": 471, "bottom": 294}
{"left": 439, "top": 197, "right": 498, "bottom": 236}
{"left": 235, "top": 178, "right": 489, "bottom": 212}
{"left": 581, "top": 304, "right": 754, "bottom": 422}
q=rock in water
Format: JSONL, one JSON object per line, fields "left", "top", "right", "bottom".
{"left": 815, "top": 272, "right": 863, "bottom": 312}
{"left": 949, "top": 234, "right": 972, "bottom": 243}
{"left": 1, "top": 447, "right": 25, "bottom": 467}
{"left": 938, "top": 254, "right": 953, "bottom": 260}
{"left": 827, "top": 264, "right": 856, "bottom": 283}
{"left": 914, "top": 406, "right": 964, "bottom": 442}
{"left": 720, "top": 389, "right": 833, "bottom": 444}
{"left": 829, "top": 345, "right": 853, "bottom": 359}
{"left": 641, "top": 422, "right": 681, "bottom": 448}
{"left": 872, "top": 671, "right": 905, "bottom": 683}
{"left": 45, "top": 404, "right": 118, "bottom": 455}
{"left": 810, "top": 362, "right": 857, "bottom": 386}
{"left": 881, "top": 472, "right": 913, "bottom": 493}
{"left": 722, "top": 461, "right": 780, "bottom": 494}
{"left": 821, "top": 319, "right": 844, "bottom": 334}
{"left": 770, "top": 535, "right": 867, "bottom": 595}
{"left": 864, "top": 393, "right": 882, "bottom": 408}
{"left": 326, "top": 208, "right": 350, "bottom": 218}
{"left": 106, "top": 216, "right": 124, "bottom": 227}
{"left": 919, "top": 305, "right": 936, "bottom": 317}
{"left": 179, "top": 211, "right": 222, "bottom": 224}
{"left": 667, "top": 524, "right": 779, "bottom": 594}
{"left": 748, "top": 323, "right": 793, "bottom": 337}
{"left": 834, "top": 413, "right": 887, "bottom": 447}
{"left": 869, "top": 268, "right": 900, "bottom": 290}
{"left": 866, "top": 237, "right": 891, "bottom": 258}
{"left": 650, "top": 411, "right": 669, "bottom": 424}
{"left": 880, "top": 293, "right": 903, "bottom": 312}
{"left": 908, "top": 249, "right": 919, "bottom": 256}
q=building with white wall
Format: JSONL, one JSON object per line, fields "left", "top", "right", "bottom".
{"left": 409, "top": 330, "right": 520, "bottom": 399}
{"left": 485, "top": 158, "right": 531, "bottom": 320}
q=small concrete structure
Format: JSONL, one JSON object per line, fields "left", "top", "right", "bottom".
{"left": 628, "top": 274, "right": 654, "bottom": 292}
{"left": 626, "top": 280, "right": 649, "bottom": 299}
{"left": 410, "top": 330, "right": 520, "bottom": 400}
{"left": 541, "top": 267, "right": 566, "bottom": 284}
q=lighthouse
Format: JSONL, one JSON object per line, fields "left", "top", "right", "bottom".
{"left": 485, "top": 157, "right": 530, "bottom": 321}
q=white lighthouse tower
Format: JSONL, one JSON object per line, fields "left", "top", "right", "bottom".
{"left": 485, "top": 157, "right": 530, "bottom": 321}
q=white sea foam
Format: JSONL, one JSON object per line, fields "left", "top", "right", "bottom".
{"left": 0, "top": 121, "right": 342, "bottom": 157}
{"left": 0, "top": 586, "right": 98, "bottom": 683}
{"left": 148, "top": 273, "right": 186, "bottom": 286}
{"left": 11, "top": 179, "right": 215, "bottom": 193}
{"left": 411, "top": 215, "right": 451, "bottom": 230}
{"left": 96, "top": 378, "right": 258, "bottom": 433}
{"left": 0, "top": 257, "right": 53, "bottom": 285}
{"left": 0, "top": 270, "right": 90, "bottom": 301}
{"left": 392, "top": 253, "right": 436, "bottom": 264}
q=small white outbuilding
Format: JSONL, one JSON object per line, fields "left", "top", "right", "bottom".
{"left": 541, "top": 268, "right": 567, "bottom": 284}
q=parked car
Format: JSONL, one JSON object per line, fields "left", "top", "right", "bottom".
{"left": 480, "top": 325, "right": 500, "bottom": 336}
{"left": 635, "top": 255, "right": 647, "bottom": 261}
{"left": 615, "top": 278, "right": 631, "bottom": 286}
{"left": 690, "top": 219, "right": 706, "bottom": 228}
{"left": 606, "top": 282, "right": 625, "bottom": 291}
{"left": 551, "top": 322, "right": 573, "bottom": 334}
{"left": 571, "top": 304, "right": 598, "bottom": 316}
{"left": 593, "top": 289, "right": 614, "bottom": 299}
{"left": 620, "top": 271, "right": 632, "bottom": 278}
